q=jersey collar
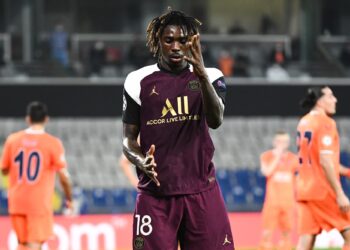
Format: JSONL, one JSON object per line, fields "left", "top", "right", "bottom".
{"left": 157, "top": 63, "right": 190, "bottom": 75}
{"left": 25, "top": 128, "right": 45, "bottom": 134}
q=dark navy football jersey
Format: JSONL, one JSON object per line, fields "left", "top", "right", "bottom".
{"left": 122, "top": 63, "right": 226, "bottom": 196}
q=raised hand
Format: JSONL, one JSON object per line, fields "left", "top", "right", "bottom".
{"left": 140, "top": 144, "right": 160, "bottom": 186}
{"left": 184, "top": 34, "right": 207, "bottom": 79}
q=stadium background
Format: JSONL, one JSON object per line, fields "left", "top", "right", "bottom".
{"left": 0, "top": 0, "right": 350, "bottom": 249}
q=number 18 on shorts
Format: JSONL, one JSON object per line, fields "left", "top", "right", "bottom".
{"left": 133, "top": 214, "right": 153, "bottom": 249}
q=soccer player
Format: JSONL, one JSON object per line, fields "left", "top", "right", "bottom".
{"left": 122, "top": 9, "right": 233, "bottom": 250}
{"left": 260, "top": 132, "right": 298, "bottom": 250}
{"left": 296, "top": 86, "right": 350, "bottom": 250}
{"left": 1, "top": 101, "right": 73, "bottom": 250}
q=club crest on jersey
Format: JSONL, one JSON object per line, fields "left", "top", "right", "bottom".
{"left": 322, "top": 135, "right": 332, "bottom": 146}
{"left": 134, "top": 236, "right": 145, "bottom": 249}
{"left": 188, "top": 80, "right": 200, "bottom": 91}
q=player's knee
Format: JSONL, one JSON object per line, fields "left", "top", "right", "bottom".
{"left": 16, "top": 243, "right": 33, "bottom": 250}
{"left": 262, "top": 229, "right": 273, "bottom": 239}
{"left": 296, "top": 236, "right": 314, "bottom": 250}
{"left": 342, "top": 228, "right": 350, "bottom": 246}
{"left": 26, "top": 242, "right": 43, "bottom": 250}
{"left": 344, "top": 238, "right": 350, "bottom": 247}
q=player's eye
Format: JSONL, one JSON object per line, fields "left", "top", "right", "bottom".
{"left": 180, "top": 38, "right": 187, "bottom": 44}
{"left": 164, "top": 38, "right": 173, "bottom": 44}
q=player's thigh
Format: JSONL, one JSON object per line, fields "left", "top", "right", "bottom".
{"left": 341, "top": 228, "right": 350, "bottom": 245}
{"left": 180, "top": 183, "right": 234, "bottom": 250}
{"left": 261, "top": 204, "right": 279, "bottom": 231}
{"left": 133, "top": 192, "right": 182, "bottom": 250}
{"left": 10, "top": 214, "right": 28, "bottom": 243}
{"left": 279, "top": 207, "right": 293, "bottom": 232}
{"left": 27, "top": 214, "right": 54, "bottom": 243}
{"left": 296, "top": 234, "right": 316, "bottom": 250}
{"left": 297, "top": 201, "right": 320, "bottom": 235}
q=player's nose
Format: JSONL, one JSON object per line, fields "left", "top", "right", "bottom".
{"left": 171, "top": 41, "right": 180, "bottom": 52}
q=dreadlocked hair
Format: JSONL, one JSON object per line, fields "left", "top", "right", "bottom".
{"left": 146, "top": 8, "right": 202, "bottom": 57}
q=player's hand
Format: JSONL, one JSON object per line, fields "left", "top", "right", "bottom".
{"left": 275, "top": 147, "right": 284, "bottom": 158}
{"left": 337, "top": 192, "right": 350, "bottom": 213}
{"left": 184, "top": 34, "right": 206, "bottom": 79}
{"left": 140, "top": 144, "right": 160, "bottom": 187}
{"left": 63, "top": 200, "right": 74, "bottom": 216}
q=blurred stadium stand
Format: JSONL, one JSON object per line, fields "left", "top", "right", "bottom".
{"left": 318, "top": 36, "right": 350, "bottom": 77}
{"left": 1, "top": 118, "right": 350, "bottom": 214}
{"left": 0, "top": 0, "right": 349, "bottom": 79}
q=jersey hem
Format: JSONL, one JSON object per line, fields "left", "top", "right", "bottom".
{"left": 137, "top": 180, "right": 217, "bottom": 197}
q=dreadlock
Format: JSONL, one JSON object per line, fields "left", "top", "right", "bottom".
{"left": 146, "top": 8, "right": 202, "bottom": 57}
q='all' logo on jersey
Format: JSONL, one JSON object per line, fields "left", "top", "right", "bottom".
{"left": 161, "top": 96, "right": 189, "bottom": 117}
{"left": 146, "top": 96, "right": 199, "bottom": 126}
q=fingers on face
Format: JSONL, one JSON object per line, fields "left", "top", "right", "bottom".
{"left": 187, "top": 35, "right": 198, "bottom": 50}
{"left": 193, "top": 35, "right": 200, "bottom": 50}
{"left": 186, "top": 35, "right": 202, "bottom": 62}
{"left": 190, "top": 34, "right": 199, "bottom": 43}
{"left": 184, "top": 55, "right": 195, "bottom": 64}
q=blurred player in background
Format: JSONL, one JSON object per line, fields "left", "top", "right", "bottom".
{"left": 1, "top": 101, "right": 72, "bottom": 250}
{"left": 119, "top": 154, "right": 138, "bottom": 189}
{"left": 122, "top": 8, "right": 233, "bottom": 250}
{"left": 260, "top": 131, "right": 298, "bottom": 250}
{"left": 119, "top": 137, "right": 140, "bottom": 189}
{"left": 296, "top": 86, "right": 350, "bottom": 250}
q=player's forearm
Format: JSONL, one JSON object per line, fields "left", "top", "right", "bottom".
{"left": 122, "top": 138, "right": 146, "bottom": 169}
{"left": 199, "top": 76, "right": 224, "bottom": 129}
{"left": 321, "top": 156, "right": 344, "bottom": 196}
{"left": 340, "top": 165, "right": 350, "bottom": 177}
{"left": 260, "top": 158, "right": 279, "bottom": 176}
{"left": 122, "top": 123, "right": 146, "bottom": 169}
{"left": 59, "top": 171, "right": 73, "bottom": 202}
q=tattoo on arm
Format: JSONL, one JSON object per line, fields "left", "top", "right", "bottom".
{"left": 122, "top": 123, "right": 144, "bottom": 168}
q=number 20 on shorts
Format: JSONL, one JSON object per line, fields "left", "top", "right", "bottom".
{"left": 135, "top": 214, "right": 153, "bottom": 236}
